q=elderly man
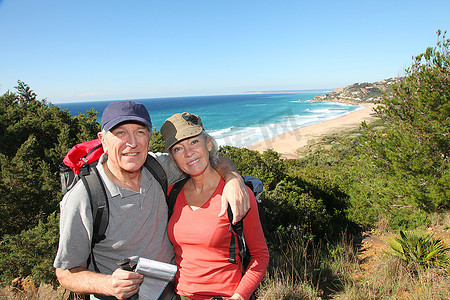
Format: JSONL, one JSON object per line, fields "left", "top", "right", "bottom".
{"left": 54, "top": 100, "right": 250, "bottom": 300}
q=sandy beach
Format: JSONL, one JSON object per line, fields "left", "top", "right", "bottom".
{"left": 247, "top": 103, "right": 377, "bottom": 159}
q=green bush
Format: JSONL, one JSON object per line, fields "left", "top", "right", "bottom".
{"left": 0, "top": 82, "right": 100, "bottom": 285}
{"left": 365, "top": 30, "right": 450, "bottom": 210}
{"left": 388, "top": 230, "right": 450, "bottom": 270}
{"left": 0, "top": 81, "right": 99, "bottom": 237}
{"left": 149, "top": 127, "right": 165, "bottom": 153}
{"left": 217, "top": 146, "right": 286, "bottom": 190}
{"left": 265, "top": 178, "right": 331, "bottom": 236}
{"left": 0, "top": 212, "right": 60, "bottom": 284}
{"left": 218, "top": 146, "right": 352, "bottom": 239}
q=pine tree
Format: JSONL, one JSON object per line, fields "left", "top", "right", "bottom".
{"left": 0, "top": 81, "right": 100, "bottom": 236}
{"left": 366, "top": 30, "right": 450, "bottom": 210}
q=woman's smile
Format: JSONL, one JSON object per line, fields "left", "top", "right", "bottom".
{"left": 187, "top": 158, "right": 200, "bottom": 166}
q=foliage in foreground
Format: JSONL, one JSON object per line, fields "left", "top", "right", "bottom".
{"left": 257, "top": 227, "right": 450, "bottom": 300}
{"left": 388, "top": 230, "right": 450, "bottom": 269}
{"left": 362, "top": 30, "right": 450, "bottom": 210}
{"left": 218, "top": 146, "right": 352, "bottom": 239}
{"left": 334, "top": 255, "right": 450, "bottom": 300}
{"left": 0, "top": 81, "right": 99, "bottom": 237}
{"left": 0, "top": 213, "right": 59, "bottom": 284}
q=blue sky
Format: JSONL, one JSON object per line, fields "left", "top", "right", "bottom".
{"left": 1, "top": 0, "right": 449, "bottom": 103}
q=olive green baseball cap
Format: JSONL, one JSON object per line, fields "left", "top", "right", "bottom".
{"left": 160, "top": 112, "right": 204, "bottom": 151}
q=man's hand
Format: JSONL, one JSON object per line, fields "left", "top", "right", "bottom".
{"left": 211, "top": 156, "right": 250, "bottom": 224}
{"left": 110, "top": 268, "right": 144, "bottom": 300}
{"left": 219, "top": 173, "right": 250, "bottom": 224}
{"left": 56, "top": 265, "right": 143, "bottom": 298}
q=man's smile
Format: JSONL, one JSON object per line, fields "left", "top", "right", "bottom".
{"left": 123, "top": 152, "right": 139, "bottom": 157}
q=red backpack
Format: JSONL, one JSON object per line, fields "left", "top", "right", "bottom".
{"left": 60, "top": 139, "right": 104, "bottom": 193}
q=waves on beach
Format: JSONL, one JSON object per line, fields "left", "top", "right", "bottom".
{"left": 211, "top": 105, "right": 362, "bottom": 147}
{"left": 56, "top": 93, "right": 362, "bottom": 148}
{"left": 306, "top": 108, "right": 333, "bottom": 114}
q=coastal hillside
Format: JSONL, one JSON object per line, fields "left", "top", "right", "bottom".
{"left": 311, "top": 77, "right": 401, "bottom": 103}
{"left": 1, "top": 32, "right": 449, "bottom": 299}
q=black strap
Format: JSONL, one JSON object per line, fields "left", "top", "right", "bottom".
{"left": 80, "top": 143, "right": 103, "bottom": 163}
{"left": 143, "top": 154, "right": 168, "bottom": 196}
{"left": 167, "top": 177, "right": 190, "bottom": 218}
{"left": 228, "top": 206, "right": 247, "bottom": 270}
{"left": 228, "top": 205, "right": 238, "bottom": 264}
{"left": 167, "top": 176, "right": 247, "bottom": 268}
{"left": 79, "top": 154, "right": 168, "bottom": 274}
{"left": 79, "top": 161, "right": 108, "bottom": 273}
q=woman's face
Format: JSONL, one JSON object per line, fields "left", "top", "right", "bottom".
{"left": 170, "top": 134, "right": 212, "bottom": 177}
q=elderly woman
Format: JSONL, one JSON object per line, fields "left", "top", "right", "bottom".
{"left": 160, "top": 112, "right": 269, "bottom": 300}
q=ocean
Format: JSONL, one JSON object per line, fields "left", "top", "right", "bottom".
{"left": 55, "top": 93, "right": 362, "bottom": 147}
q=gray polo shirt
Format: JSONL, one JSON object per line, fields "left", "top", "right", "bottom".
{"left": 54, "top": 152, "right": 183, "bottom": 275}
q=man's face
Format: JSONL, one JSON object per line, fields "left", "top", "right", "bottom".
{"left": 100, "top": 122, "right": 150, "bottom": 176}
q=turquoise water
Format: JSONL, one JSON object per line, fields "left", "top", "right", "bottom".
{"left": 56, "top": 93, "right": 362, "bottom": 147}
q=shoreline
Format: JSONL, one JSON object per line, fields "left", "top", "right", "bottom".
{"left": 246, "top": 103, "right": 377, "bottom": 159}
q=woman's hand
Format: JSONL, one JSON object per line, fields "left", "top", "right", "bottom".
{"left": 220, "top": 293, "right": 244, "bottom": 300}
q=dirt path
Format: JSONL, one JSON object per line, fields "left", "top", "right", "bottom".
{"left": 354, "top": 219, "right": 450, "bottom": 279}
{"left": 356, "top": 232, "right": 392, "bottom": 273}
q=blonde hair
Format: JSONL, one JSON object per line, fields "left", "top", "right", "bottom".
{"left": 201, "top": 131, "right": 218, "bottom": 157}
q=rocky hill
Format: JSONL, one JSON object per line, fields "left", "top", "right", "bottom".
{"left": 309, "top": 77, "right": 402, "bottom": 103}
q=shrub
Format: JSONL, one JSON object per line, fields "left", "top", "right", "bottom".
{"left": 264, "top": 178, "right": 332, "bottom": 237}
{"left": 217, "top": 146, "right": 286, "bottom": 190}
{"left": 0, "top": 82, "right": 99, "bottom": 236}
{"left": 0, "top": 212, "right": 60, "bottom": 285}
{"left": 366, "top": 30, "right": 450, "bottom": 210}
{"left": 149, "top": 128, "right": 165, "bottom": 153}
{"left": 388, "top": 230, "right": 450, "bottom": 269}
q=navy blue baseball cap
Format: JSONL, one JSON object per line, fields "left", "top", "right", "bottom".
{"left": 101, "top": 100, "right": 152, "bottom": 132}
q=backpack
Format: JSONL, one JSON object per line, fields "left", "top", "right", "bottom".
{"left": 166, "top": 175, "right": 266, "bottom": 271}
{"left": 59, "top": 138, "right": 168, "bottom": 273}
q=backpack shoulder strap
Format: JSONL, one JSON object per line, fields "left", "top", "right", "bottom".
{"left": 79, "top": 161, "right": 108, "bottom": 273}
{"left": 229, "top": 175, "right": 263, "bottom": 270}
{"left": 167, "top": 177, "right": 190, "bottom": 218}
{"left": 165, "top": 175, "right": 252, "bottom": 271}
{"left": 143, "top": 154, "right": 168, "bottom": 196}
{"left": 228, "top": 207, "right": 247, "bottom": 268}
{"left": 76, "top": 153, "right": 169, "bottom": 274}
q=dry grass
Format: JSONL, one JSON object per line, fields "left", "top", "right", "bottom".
{"left": 333, "top": 256, "right": 450, "bottom": 300}
{"left": 256, "top": 230, "right": 322, "bottom": 299}
{"left": 0, "top": 280, "right": 70, "bottom": 300}
{"left": 2, "top": 220, "right": 449, "bottom": 300}
{"left": 0, "top": 276, "right": 85, "bottom": 300}
{"left": 329, "top": 228, "right": 450, "bottom": 300}
{"left": 257, "top": 273, "right": 318, "bottom": 300}
{"left": 258, "top": 226, "right": 450, "bottom": 300}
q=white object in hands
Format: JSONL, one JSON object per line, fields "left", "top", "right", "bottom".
{"left": 134, "top": 257, "right": 178, "bottom": 300}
